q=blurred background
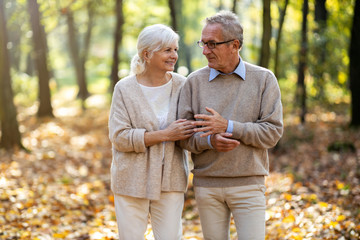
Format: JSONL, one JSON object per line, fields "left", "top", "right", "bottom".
{"left": 1, "top": 0, "right": 360, "bottom": 239}
{"left": 1, "top": 0, "right": 358, "bottom": 131}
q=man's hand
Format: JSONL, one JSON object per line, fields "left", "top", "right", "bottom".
{"left": 211, "top": 133, "right": 240, "bottom": 152}
{"left": 192, "top": 107, "right": 228, "bottom": 137}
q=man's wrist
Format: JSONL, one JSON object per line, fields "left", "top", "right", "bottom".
{"left": 207, "top": 135, "right": 214, "bottom": 149}
{"left": 226, "top": 120, "right": 234, "bottom": 133}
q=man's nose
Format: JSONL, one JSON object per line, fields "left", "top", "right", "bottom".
{"left": 202, "top": 45, "right": 211, "bottom": 55}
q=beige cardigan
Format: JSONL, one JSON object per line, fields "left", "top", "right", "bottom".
{"left": 108, "top": 72, "right": 188, "bottom": 200}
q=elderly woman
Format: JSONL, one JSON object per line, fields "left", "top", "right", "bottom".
{"left": 108, "top": 24, "right": 193, "bottom": 240}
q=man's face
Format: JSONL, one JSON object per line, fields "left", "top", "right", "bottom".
{"left": 201, "top": 23, "right": 236, "bottom": 73}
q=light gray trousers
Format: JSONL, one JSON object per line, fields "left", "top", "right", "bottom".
{"left": 194, "top": 184, "right": 266, "bottom": 240}
{"left": 114, "top": 192, "right": 184, "bottom": 240}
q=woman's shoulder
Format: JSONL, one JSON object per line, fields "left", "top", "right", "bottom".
{"left": 114, "top": 75, "right": 137, "bottom": 89}
{"left": 170, "top": 72, "right": 186, "bottom": 82}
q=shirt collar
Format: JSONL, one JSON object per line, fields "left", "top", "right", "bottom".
{"left": 209, "top": 57, "right": 246, "bottom": 81}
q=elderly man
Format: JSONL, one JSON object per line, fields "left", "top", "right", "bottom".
{"left": 177, "top": 10, "right": 283, "bottom": 240}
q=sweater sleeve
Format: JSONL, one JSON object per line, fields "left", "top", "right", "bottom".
{"left": 177, "top": 79, "right": 212, "bottom": 154}
{"left": 108, "top": 84, "right": 147, "bottom": 153}
{"left": 232, "top": 72, "right": 283, "bottom": 149}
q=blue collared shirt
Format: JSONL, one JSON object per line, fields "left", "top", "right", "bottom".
{"left": 209, "top": 57, "right": 246, "bottom": 81}
{"left": 207, "top": 58, "right": 246, "bottom": 148}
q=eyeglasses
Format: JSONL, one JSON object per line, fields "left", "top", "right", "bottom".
{"left": 197, "top": 39, "right": 235, "bottom": 49}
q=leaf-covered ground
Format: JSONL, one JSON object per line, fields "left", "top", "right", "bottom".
{"left": 1, "top": 95, "right": 359, "bottom": 240}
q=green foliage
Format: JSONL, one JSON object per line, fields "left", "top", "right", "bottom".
{"left": 2, "top": 0, "right": 354, "bottom": 119}
{"left": 306, "top": 0, "right": 354, "bottom": 104}
{"left": 12, "top": 72, "right": 38, "bottom": 107}
{"left": 278, "top": 74, "right": 297, "bottom": 114}
{"left": 327, "top": 141, "right": 356, "bottom": 153}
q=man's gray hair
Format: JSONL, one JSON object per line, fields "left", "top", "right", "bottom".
{"left": 205, "top": 10, "right": 243, "bottom": 48}
{"left": 131, "top": 24, "right": 179, "bottom": 74}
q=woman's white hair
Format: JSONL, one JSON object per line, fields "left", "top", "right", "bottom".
{"left": 130, "top": 24, "right": 179, "bottom": 75}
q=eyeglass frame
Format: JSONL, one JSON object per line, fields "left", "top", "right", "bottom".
{"left": 197, "top": 39, "right": 235, "bottom": 49}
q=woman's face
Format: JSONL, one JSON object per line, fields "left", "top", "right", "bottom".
{"left": 147, "top": 41, "right": 178, "bottom": 72}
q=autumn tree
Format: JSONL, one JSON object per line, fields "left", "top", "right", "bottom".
{"left": 259, "top": 0, "right": 271, "bottom": 68}
{"left": 168, "top": 0, "right": 194, "bottom": 75}
{"left": 168, "top": 0, "right": 179, "bottom": 71}
{"left": 350, "top": 0, "right": 360, "bottom": 126}
{"left": 110, "top": 0, "right": 124, "bottom": 91}
{"left": 6, "top": 1, "right": 22, "bottom": 72}
{"left": 274, "top": 0, "right": 289, "bottom": 78}
{"left": 168, "top": 0, "right": 178, "bottom": 30}
{"left": 218, "top": 0, "right": 224, "bottom": 10}
{"left": 296, "top": 0, "right": 309, "bottom": 123}
{"left": 28, "top": 0, "right": 53, "bottom": 117}
{"left": 232, "top": 0, "right": 238, "bottom": 13}
{"left": 178, "top": 0, "right": 195, "bottom": 74}
{"left": 0, "top": 0, "right": 22, "bottom": 149}
{"left": 313, "top": 0, "right": 328, "bottom": 100}
{"left": 63, "top": 2, "right": 93, "bottom": 101}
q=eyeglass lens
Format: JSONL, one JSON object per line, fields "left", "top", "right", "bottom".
{"left": 198, "top": 41, "right": 215, "bottom": 49}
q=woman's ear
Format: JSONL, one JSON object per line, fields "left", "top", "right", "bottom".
{"left": 143, "top": 50, "right": 150, "bottom": 62}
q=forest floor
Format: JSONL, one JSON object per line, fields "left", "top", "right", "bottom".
{"left": 1, "top": 91, "right": 360, "bottom": 240}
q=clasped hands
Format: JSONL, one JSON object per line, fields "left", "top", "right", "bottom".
{"left": 192, "top": 107, "right": 240, "bottom": 152}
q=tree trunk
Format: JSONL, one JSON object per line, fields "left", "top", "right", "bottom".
{"left": 168, "top": 0, "right": 177, "bottom": 30}
{"left": 313, "top": 0, "right": 328, "bottom": 100}
{"left": 25, "top": 52, "right": 34, "bottom": 76}
{"left": 297, "top": 0, "right": 309, "bottom": 124}
{"left": 259, "top": 0, "right": 271, "bottom": 68}
{"left": 350, "top": 0, "right": 360, "bottom": 126}
{"left": 0, "top": 0, "right": 22, "bottom": 149}
{"left": 168, "top": 0, "right": 180, "bottom": 72}
{"left": 220, "top": 0, "right": 225, "bottom": 10}
{"left": 315, "top": 0, "right": 327, "bottom": 24}
{"left": 168, "top": 0, "right": 192, "bottom": 75}
{"left": 80, "top": 2, "right": 94, "bottom": 81}
{"left": 110, "top": 0, "right": 124, "bottom": 91}
{"left": 27, "top": 0, "right": 53, "bottom": 117}
{"left": 274, "top": 0, "right": 289, "bottom": 78}
{"left": 232, "top": 0, "right": 238, "bottom": 13}
{"left": 8, "top": 29, "right": 21, "bottom": 71}
{"left": 65, "top": 8, "right": 89, "bottom": 101}
{"left": 183, "top": 44, "right": 193, "bottom": 74}
{"left": 6, "top": 1, "right": 21, "bottom": 72}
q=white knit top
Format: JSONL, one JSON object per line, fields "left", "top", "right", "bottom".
{"left": 139, "top": 79, "right": 173, "bottom": 130}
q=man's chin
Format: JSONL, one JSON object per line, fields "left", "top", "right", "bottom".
{"left": 207, "top": 63, "right": 216, "bottom": 69}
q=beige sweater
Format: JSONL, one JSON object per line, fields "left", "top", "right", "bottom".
{"left": 178, "top": 62, "right": 283, "bottom": 188}
{"left": 109, "top": 73, "right": 188, "bottom": 200}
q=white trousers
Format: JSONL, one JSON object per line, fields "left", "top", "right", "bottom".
{"left": 114, "top": 192, "right": 184, "bottom": 240}
{"left": 194, "top": 185, "right": 266, "bottom": 240}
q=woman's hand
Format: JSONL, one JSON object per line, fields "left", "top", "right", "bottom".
{"left": 164, "top": 119, "right": 195, "bottom": 141}
{"left": 144, "top": 119, "right": 194, "bottom": 147}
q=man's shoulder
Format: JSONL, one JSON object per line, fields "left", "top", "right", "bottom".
{"left": 244, "top": 62, "right": 277, "bottom": 81}
{"left": 244, "top": 61, "right": 274, "bottom": 75}
{"left": 187, "top": 66, "right": 210, "bottom": 79}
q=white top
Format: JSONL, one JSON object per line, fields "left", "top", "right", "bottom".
{"left": 139, "top": 79, "right": 173, "bottom": 130}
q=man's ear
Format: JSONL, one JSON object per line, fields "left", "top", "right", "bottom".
{"left": 232, "top": 39, "right": 241, "bottom": 52}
